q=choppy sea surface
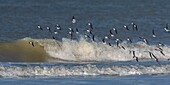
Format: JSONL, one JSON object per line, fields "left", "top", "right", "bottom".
{"left": 0, "top": 0, "right": 170, "bottom": 84}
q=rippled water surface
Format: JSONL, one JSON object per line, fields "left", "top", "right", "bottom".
{"left": 0, "top": 0, "right": 170, "bottom": 85}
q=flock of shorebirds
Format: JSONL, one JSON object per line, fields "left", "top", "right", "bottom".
{"left": 29, "top": 16, "right": 170, "bottom": 64}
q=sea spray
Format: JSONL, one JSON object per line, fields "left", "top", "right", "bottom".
{"left": 34, "top": 37, "right": 170, "bottom": 61}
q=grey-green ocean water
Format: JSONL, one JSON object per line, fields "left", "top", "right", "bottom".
{"left": 0, "top": 0, "right": 170, "bottom": 84}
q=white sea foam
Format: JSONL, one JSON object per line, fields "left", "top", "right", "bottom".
{"left": 0, "top": 64, "right": 170, "bottom": 78}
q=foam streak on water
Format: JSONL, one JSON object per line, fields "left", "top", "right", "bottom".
{"left": 0, "top": 63, "right": 170, "bottom": 78}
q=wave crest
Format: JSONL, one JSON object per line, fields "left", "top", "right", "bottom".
{"left": 29, "top": 37, "right": 170, "bottom": 62}
{"left": 1, "top": 37, "right": 170, "bottom": 62}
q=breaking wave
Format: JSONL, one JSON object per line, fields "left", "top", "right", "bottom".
{"left": 0, "top": 62, "right": 170, "bottom": 78}
{"left": 0, "top": 37, "right": 170, "bottom": 62}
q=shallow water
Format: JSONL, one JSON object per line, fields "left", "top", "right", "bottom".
{"left": 1, "top": 75, "right": 170, "bottom": 85}
{"left": 0, "top": 0, "right": 170, "bottom": 84}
